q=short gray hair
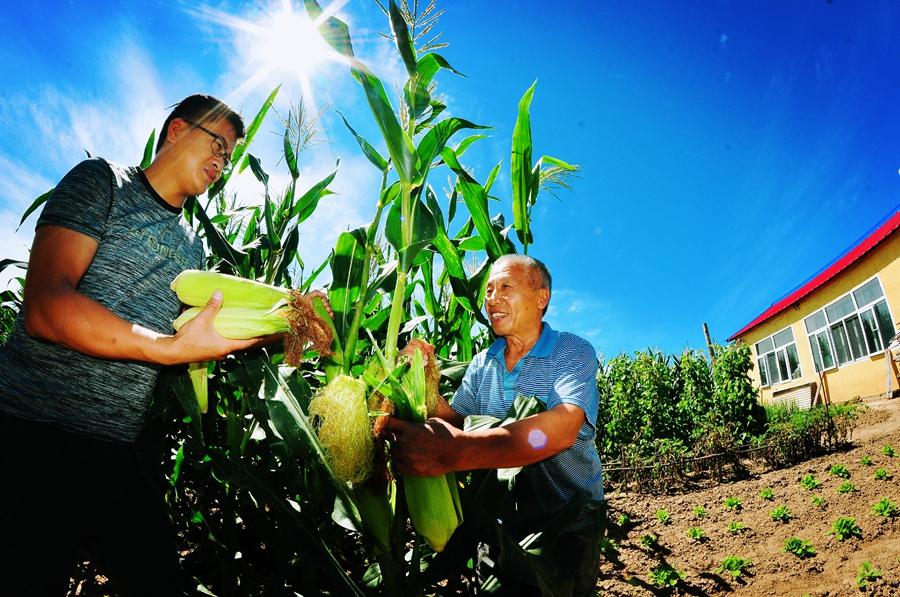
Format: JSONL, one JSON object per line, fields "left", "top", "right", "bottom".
{"left": 493, "top": 254, "right": 552, "bottom": 313}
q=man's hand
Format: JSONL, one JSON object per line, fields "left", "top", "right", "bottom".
{"left": 380, "top": 416, "right": 462, "bottom": 477}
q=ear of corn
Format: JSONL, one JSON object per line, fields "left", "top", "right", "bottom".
{"left": 308, "top": 375, "right": 375, "bottom": 485}
{"left": 395, "top": 347, "right": 463, "bottom": 552}
{"left": 171, "top": 269, "right": 289, "bottom": 309}
{"left": 173, "top": 306, "right": 290, "bottom": 339}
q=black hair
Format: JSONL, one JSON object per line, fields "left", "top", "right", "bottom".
{"left": 156, "top": 94, "right": 245, "bottom": 153}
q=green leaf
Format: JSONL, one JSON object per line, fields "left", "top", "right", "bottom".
{"left": 455, "top": 134, "right": 488, "bottom": 158}
{"left": 185, "top": 197, "right": 247, "bottom": 269}
{"left": 337, "top": 111, "right": 388, "bottom": 172}
{"left": 16, "top": 189, "right": 54, "bottom": 230}
{"left": 304, "top": 0, "right": 355, "bottom": 57}
{"left": 291, "top": 160, "right": 338, "bottom": 224}
{"left": 384, "top": 196, "right": 437, "bottom": 272}
{"left": 140, "top": 129, "right": 156, "bottom": 169}
{"left": 328, "top": 229, "right": 367, "bottom": 343}
{"left": 457, "top": 236, "right": 486, "bottom": 252}
{"left": 440, "top": 146, "right": 506, "bottom": 259}
{"left": 284, "top": 126, "right": 299, "bottom": 179}
{"left": 416, "top": 118, "right": 490, "bottom": 180}
{"left": 416, "top": 53, "right": 464, "bottom": 87}
{"left": 511, "top": 81, "right": 537, "bottom": 246}
{"left": 388, "top": 0, "right": 417, "bottom": 77}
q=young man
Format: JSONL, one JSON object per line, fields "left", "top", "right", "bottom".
{"left": 383, "top": 254, "right": 606, "bottom": 596}
{"left": 0, "top": 95, "right": 274, "bottom": 595}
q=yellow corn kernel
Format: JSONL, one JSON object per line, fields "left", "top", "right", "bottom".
{"left": 171, "top": 270, "right": 289, "bottom": 309}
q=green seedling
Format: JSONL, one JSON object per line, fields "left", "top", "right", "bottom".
{"left": 811, "top": 495, "right": 827, "bottom": 509}
{"left": 830, "top": 516, "right": 862, "bottom": 541}
{"left": 860, "top": 455, "right": 873, "bottom": 466}
{"left": 874, "top": 468, "right": 892, "bottom": 481}
{"left": 717, "top": 555, "right": 752, "bottom": 578}
{"left": 830, "top": 463, "right": 850, "bottom": 478}
{"left": 784, "top": 537, "right": 816, "bottom": 558}
{"left": 687, "top": 527, "right": 706, "bottom": 542}
{"left": 640, "top": 533, "right": 659, "bottom": 548}
{"left": 617, "top": 513, "right": 632, "bottom": 527}
{"left": 856, "top": 561, "right": 883, "bottom": 589}
{"left": 727, "top": 521, "right": 746, "bottom": 534}
{"left": 871, "top": 498, "right": 899, "bottom": 518}
{"left": 655, "top": 509, "right": 671, "bottom": 525}
{"left": 837, "top": 481, "right": 858, "bottom": 494}
{"left": 759, "top": 487, "right": 774, "bottom": 501}
{"left": 599, "top": 536, "right": 619, "bottom": 556}
{"left": 801, "top": 474, "right": 822, "bottom": 490}
{"left": 723, "top": 496, "right": 742, "bottom": 511}
{"left": 770, "top": 505, "right": 793, "bottom": 523}
{"left": 883, "top": 445, "right": 895, "bottom": 458}
{"left": 649, "top": 563, "right": 683, "bottom": 588}
{"left": 693, "top": 505, "right": 707, "bottom": 519}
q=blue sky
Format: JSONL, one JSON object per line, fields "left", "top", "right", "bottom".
{"left": 1, "top": 1, "right": 898, "bottom": 360}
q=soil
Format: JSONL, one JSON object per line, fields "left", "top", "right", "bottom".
{"left": 598, "top": 396, "right": 900, "bottom": 596}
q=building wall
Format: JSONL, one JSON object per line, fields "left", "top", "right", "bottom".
{"left": 738, "top": 232, "right": 900, "bottom": 405}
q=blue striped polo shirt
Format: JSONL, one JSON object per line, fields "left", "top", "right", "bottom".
{"left": 451, "top": 323, "right": 605, "bottom": 513}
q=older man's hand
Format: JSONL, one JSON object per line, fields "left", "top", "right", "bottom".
{"left": 379, "top": 416, "right": 461, "bottom": 477}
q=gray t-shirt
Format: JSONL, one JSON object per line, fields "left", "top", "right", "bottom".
{"left": 0, "top": 158, "right": 204, "bottom": 442}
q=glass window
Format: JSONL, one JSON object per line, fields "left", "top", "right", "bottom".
{"left": 830, "top": 322, "right": 851, "bottom": 365}
{"left": 766, "top": 352, "right": 779, "bottom": 385}
{"left": 786, "top": 344, "right": 801, "bottom": 379}
{"left": 845, "top": 315, "right": 866, "bottom": 360}
{"left": 776, "top": 350, "right": 789, "bottom": 381}
{"left": 805, "top": 310, "right": 827, "bottom": 333}
{"left": 874, "top": 299, "right": 895, "bottom": 346}
{"left": 809, "top": 336, "right": 823, "bottom": 372}
{"left": 826, "top": 295, "right": 855, "bottom": 322}
{"left": 756, "top": 337, "right": 774, "bottom": 355}
{"left": 853, "top": 278, "right": 883, "bottom": 308}
{"left": 773, "top": 327, "right": 794, "bottom": 348}
{"left": 859, "top": 309, "right": 883, "bottom": 354}
{"left": 758, "top": 358, "right": 769, "bottom": 387}
{"left": 816, "top": 331, "right": 835, "bottom": 370}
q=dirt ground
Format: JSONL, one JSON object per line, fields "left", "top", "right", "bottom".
{"left": 598, "top": 396, "right": 900, "bottom": 596}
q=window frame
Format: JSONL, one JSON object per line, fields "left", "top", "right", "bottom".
{"left": 755, "top": 325, "right": 802, "bottom": 388}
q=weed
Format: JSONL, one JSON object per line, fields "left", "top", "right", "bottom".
{"left": 770, "top": 505, "right": 793, "bottom": 523}
{"left": 801, "top": 474, "right": 822, "bottom": 490}
{"left": 723, "top": 496, "right": 742, "bottom": 511}
{"left": 649, "top": 563, "right": 683, "bottom": 588}
{"left": 837, "top": 481, "right": 858, "bottom": 494}
{"left": 784, "top": 537, "right": 816, "bottom": 558}
{"left": 829, "top": 463, "right": 850, "bottom": 478}
{"left": 759, "top": 487, "right": 774, "bottom": 501}
{"left": 874, "top": 468, "right": 892, "bottom": 481}
{"left": 830, "top": 516, "right": 862, "bottom": 541}
{"left": 718, "top": 555, "right": 752, "bottom": 578}
{"left": 655, "top": 509, "right": 671, "bottom": 525}
{"left": 856, "top": 561, "right": 882, "bottom": 589}
{"left": 871, "top": 498, "right": 899, "bottom": 518}
{"left": 687, "top": 527, "right": 706, "bottom": 542}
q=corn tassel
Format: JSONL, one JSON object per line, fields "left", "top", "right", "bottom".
{"left": 170, "top": 269, "right": 289, "bottom": 309}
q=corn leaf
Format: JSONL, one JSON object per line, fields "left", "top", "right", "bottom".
{"left": 388, "top": 0, "right": 417, "bottom": 77}
{"left": 140, "top": 129, "right": 156, "bottom": 169}
{"left": 338, "top": 111, "right": 389, "bottom": 172}
{"left": 511, "top": 81, "right": 537, "bottom": 247}
{"left": 292, "top": 160, "right": 338, "bottom": 224}
{"left": 16, "top": 189, "right": 53, "bottom": 230}
{"left": 440, "top": 146, "right": 505, "bottom": 259}
{"left": 416, "top": 118, "right": 490, "bottom": 181}
{"left": 328, "top": 228, "right": 367, "bottom": 345}
{"left": 385, "top": 195, "right": 437, "bottom": 273}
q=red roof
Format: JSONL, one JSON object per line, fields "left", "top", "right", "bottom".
{"left": 729, "top": 207, "right": 900, "bottom": 341}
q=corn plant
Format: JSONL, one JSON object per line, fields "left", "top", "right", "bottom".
{"left": 829, "top": 516, "right": 862, "bottom": 541}
{"left": 718, "top": 556, "right": 752, "bottom": 578}
{"left": 759, "top": 487, "right": 774, "bottom": 501}
{"left": 837, "top": 481, "right": 858, "bottom": 494}
{"left": 801, "top": 474, "right": 822, "bottom": 490}
{"left": 856, "top": 561, "right": 882, "bottom": 589}
{"left": 770, "top": 505, "right": 793, "bottom": 523}
{"left": 784, "top": 537, "right": 816, "bottom": 558}
{"left": 829, "top": 463, "right": 850, "bottom": 478}
{"left": 871, "top": 498, "right": 899, "bottom": 518}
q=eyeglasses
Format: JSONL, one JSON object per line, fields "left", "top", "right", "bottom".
{"left": 183, "top": 120, "right": 231, "bottom": 167}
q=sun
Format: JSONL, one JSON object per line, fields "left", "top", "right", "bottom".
{"left": 194, "top": 0, "right": 350, "bottom": 106}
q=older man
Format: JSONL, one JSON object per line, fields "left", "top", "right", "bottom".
{"left": 384, "top": 254, "right": 605, "bottom": 596}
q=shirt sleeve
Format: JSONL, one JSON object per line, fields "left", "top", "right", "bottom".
{"left": 550, "top": 339, "right": 600, "bottom": 431}
{"left": 449, "top": 352, "right": 484, "bottom": 418}
{"left": 36, "top": 158, "right": 113, "bottom": 241}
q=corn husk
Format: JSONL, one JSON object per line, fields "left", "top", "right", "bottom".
{"left": 170, "top": 269, "right": 289, "bottom": 309}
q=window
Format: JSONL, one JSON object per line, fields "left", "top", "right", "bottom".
{"left": 755, "top": 325, "right": 802, "bottom": 387}
{"left": 804, "top": 276, "right": 896, "bottom": 372}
